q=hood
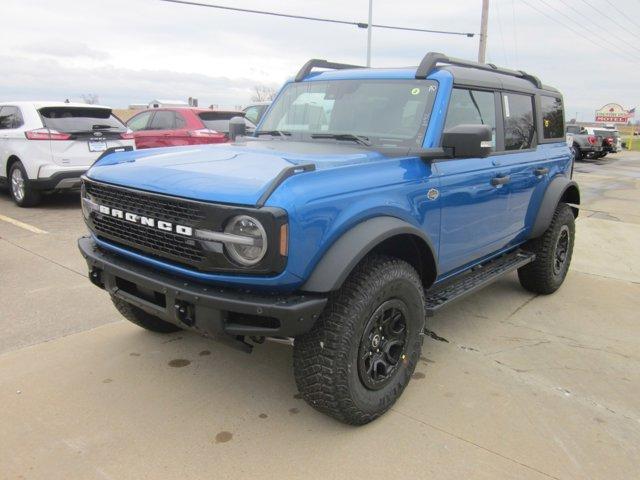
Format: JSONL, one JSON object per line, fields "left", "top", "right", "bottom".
{"left": 87, "top": 140, "right": 387, "bottom": 205}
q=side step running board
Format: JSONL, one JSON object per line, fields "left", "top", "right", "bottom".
{"left": 424, "top": 250, "right": 535, "bottom": 316}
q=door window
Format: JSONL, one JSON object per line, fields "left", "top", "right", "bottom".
{"left": 503, "top": 93, "right": 536, "bottom": 150}
{"left": 148, "top": 110, "right": 176, "bottom": 130}
{"left": 444, "top": 89, "right": 496, "bottom": 148}
{"left": 0, "top": 106, "right": 24, "bottom": 129}
{"left": 127, "top": 111, "right": 154, "bottom": 131}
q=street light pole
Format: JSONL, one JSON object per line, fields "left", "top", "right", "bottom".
{"left": 478, "top": 0, "right": 489, "bottom": 63}
{"left": 366, "top": 0, "right": 373, "bottom": 66}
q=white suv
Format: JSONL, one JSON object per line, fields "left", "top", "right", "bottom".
{"left": 0, "top": 102, "right": 135, "bottom": 207}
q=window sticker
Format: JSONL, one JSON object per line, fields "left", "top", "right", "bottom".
{"left": 504, "top": 95, "right": 511, "bottom": 118}
{"left": 411, "top": 88, "right": 420, "bottom": 95}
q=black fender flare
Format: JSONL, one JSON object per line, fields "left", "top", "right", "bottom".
{"left": 530, "top": 176, "right": 580, "bottom": 239}
{"left": 300, "top": 216, "right": 437, "bottom": 293}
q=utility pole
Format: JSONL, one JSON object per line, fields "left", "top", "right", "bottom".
{"left": 478, "top": 0, "right": 489, "bottom": 63}
{"left": 366, "top": 0, "right": 373, "bottom": 66}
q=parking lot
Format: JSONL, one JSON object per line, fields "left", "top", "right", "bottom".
{"left": 1, "top": 152, "right": 639, "bottom": 479}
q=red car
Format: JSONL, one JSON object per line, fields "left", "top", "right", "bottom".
{"left": 126, "top": 108, "right": 255, "bottom": 149}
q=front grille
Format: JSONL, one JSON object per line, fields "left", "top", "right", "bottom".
{"left": 83, "top": 179, "right": 288, "bottom": 275}
{"left": 93, "top": 214, "right": 205, "bottom": 263}
{"left": 86, "top": 181, "right": 205, "bottom": 224}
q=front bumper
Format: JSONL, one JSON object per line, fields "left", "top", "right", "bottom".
{"left": 78, "top": 237, "right": 327, "bottom": 338}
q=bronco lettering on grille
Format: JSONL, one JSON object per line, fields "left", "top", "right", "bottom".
{"left": 97, "top": 205, "right": 193, "bottom": 237}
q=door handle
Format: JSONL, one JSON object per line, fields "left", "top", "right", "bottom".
{"left": 534, "top": 167, "right": 549, "bottom": 176}
{"left": 491, "top": 175, "right": 511, "bottom": 187}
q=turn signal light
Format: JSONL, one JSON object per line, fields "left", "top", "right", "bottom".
{"left": 279, "top": 223, "right": 288, "bottom": 257}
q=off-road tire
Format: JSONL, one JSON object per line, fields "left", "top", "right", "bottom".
{"left": 9, "top": 161, "right": 41, "bottom": 207}
{"left": 111, "top": 295, "right": 182, "bottom": 333}
{"left": 293, "top": 255, "right": 425, "bottom": 425}
{"left": 571, "top": 144, "right": 582, "bottom": 162}
{"left": 518, "top": 202, "right": 575, "bottom": 294}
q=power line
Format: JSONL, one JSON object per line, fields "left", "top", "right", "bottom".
{"left": 494, "top": 0, "right": 510, "bottom": 66}
{"left": 579, "top": 0, "right": 640, "bottom": 41}
{"left": 157, "top": 0, "right": 476, "bottom": 37}
{"left": 532, "top": 0, "right": 640, "bottom": 61}
{"left": 604, "top": 0, "right": 640, "bottom": 30}
{"left": 552, "top": 0, "right": 640, "bottom": 56}
{"left": 520, "top": 0, "right": 640, "bottom": 63}
{"left": 511, "top": 0, "right": 519, "bottom": 65}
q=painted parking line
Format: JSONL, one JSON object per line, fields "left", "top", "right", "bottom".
{"left": 0, "top": 214, "right": 48, "bottom": 234}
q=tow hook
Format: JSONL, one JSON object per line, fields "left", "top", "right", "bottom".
{"left": 89, "top": 267, "right": 104, "bottom": 288}
{"left": 174, "top": 301, "right": 195, "bottom": 327}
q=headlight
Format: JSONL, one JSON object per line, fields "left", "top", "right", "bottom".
{"left": 223, "top": 215, "right": 268, "bottom": 266}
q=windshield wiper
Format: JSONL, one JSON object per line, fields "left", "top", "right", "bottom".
{"left": 310, "top": 133, "right": 371, "bottom": 146}
{"left": 255, "top": 130, "right": 291, "bottom": 138}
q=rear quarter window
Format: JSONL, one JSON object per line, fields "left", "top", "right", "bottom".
{"left": 39, "top": 107, "right": 125, "bottom": 133}
{"left": 0, "top": 106, "right": 23, "bottom": 129}
{"left": 541, "top": 96, "right": 564, "bottom": 139}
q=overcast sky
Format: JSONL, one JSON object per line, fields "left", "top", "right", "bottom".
{"left": 1, "top": 0, "right": 639, "bottom": 121}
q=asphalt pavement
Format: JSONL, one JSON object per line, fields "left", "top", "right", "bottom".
{"left": 1, "top": 151, "right": 639, "bottom": 480}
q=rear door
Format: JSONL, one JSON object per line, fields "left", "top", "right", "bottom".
{"left": 494, "top": 92, "right": 546, "bottom": 238}
{"left": 437, "top": 88, "right": 514, "bottom": 275}
{"left": 143, "top": 110, "right": 178, "bottom": 148}
{"left": 38, "top": 106, "right": 133, "bottom": 167}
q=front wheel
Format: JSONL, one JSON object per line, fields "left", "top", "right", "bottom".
{"left": 293, "top": 255, "right": 425, "bottom": 425}
{"left": 518, "top": 202, "right": 575, "bottom": 294}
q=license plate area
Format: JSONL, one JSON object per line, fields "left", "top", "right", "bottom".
{"left": 88, "top": 141, "right": 107, "bottom": 152}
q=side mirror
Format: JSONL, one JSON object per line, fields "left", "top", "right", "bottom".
{"left": 442, "top": 124, "right": 493, "bottom": 158}
{"left": 228, "top": 116, "right": 246, "bottom": 142}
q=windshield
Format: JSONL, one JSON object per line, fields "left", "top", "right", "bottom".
{"left": 258, "top": 79, "right": 438, "bottom": 147}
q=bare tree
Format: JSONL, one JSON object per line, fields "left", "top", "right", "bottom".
{"left": 251, "top": 85, "right": 277, "bottom": 102}
{"left": 81, "top": 93, "right": 100, "bottom": 105}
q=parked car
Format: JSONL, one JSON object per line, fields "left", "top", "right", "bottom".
{"left": 242, "top": 101, "right": 270, "bottom": 125}
{"left": 566, "top": 124, "right": 603, "bottom": 160}
{"left": 585, "top": 126, "right": 621, "bottom": 155}
{"left": 78, "top": 53, "right": 579, "bottom": 425}
{"left": 126, "top": 108, "right": 255, "bottom": 149}
{"left": 0, "top": 102, "right": 134, "bottom": 207}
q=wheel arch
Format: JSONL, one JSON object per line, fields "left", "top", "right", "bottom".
{"left": 300, "top": 216, "right": 438, "bottom": 293}
{"left": 6, "top": 155, "right": 22, "bottom": 177}
{"left": 530, "top": 176, "right": 580, "bottom": 239}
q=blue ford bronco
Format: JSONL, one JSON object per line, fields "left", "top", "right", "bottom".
{"left": 78, "top": 52, "right": 579, "bottom": 425}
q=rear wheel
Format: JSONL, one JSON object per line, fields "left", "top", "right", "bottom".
{"left": 293, "top": 255, "right": 425, "bottom": 425}
{"left": 111, "top": 295, "right": 182, "bottom": 333}
{"left": 571, "top": 144, "right": 582, "bottom": 161}
{"left": 9, "top": 161, "right": 41, "bottom": 207}
{"left": 518, "top": 202, "right": 575, "bottom": 294}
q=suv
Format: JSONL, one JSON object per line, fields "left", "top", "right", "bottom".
{"left": 0, "top": 102, "right": 134, "bottom": 207}
{"left": 78, "top": 53, "right": 579, "bottom": 425}
{"left": 126, "top": 108, "right": 255, "bottom": 149}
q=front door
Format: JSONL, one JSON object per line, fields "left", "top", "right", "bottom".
{"left": 436, "top": 88, "right": 513, "bottom": 275}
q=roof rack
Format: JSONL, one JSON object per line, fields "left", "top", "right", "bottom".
{"left": 295, "top": 59, "right": 364, "bottom": 82}
{"left": 415, "top": 52, "right": 542, "bottom": 89}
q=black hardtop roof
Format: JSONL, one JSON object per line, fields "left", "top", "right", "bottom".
{"left": 295, "top": 53, "right": 561, "bottom": 97}
{"left": 441, "top": 65, "right": 560, "bottom": 95}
